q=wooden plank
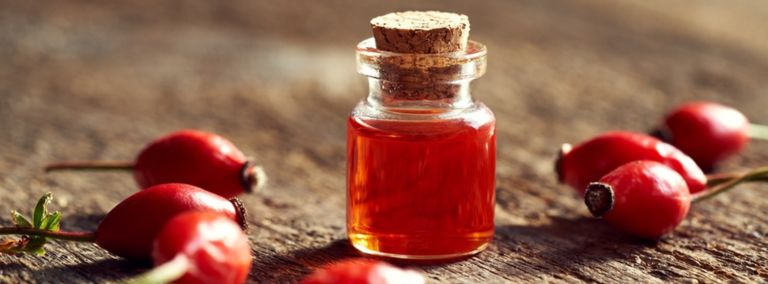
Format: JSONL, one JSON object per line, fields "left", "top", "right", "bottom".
{"left": 0, "top": 0, "right": 767, "bottom": 282}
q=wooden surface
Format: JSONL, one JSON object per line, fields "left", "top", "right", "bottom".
{"left": 1, "top": 1, "right": 768, "bottom": 283}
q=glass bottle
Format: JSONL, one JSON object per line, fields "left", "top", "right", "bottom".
{"left": 346, "top": 38, "right": 496, "bottom": 260}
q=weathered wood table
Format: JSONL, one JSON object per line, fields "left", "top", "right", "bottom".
{"left": 1, "top": 1, "right": 766, "bottom": 283}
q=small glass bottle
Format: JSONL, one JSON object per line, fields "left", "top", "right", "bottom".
{"left": 347, "top": 33, "right": 496, "bottom": 260}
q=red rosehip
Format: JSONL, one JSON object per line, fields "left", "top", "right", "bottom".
{"left": 133, "top": 130, "right": 265, "bottom": 199}
{"left": 556, "top": 131, "right": 707, "bottom": 194}
{"left": 660, "top": 101, "right": 750, "bottom": 171}
{"left": 96, "top": 183, "right": 246, "bottom": 260}
{"left": 300, "top": 259, "right": 425, "bottom": 284}
{"left": 46, "top": 129, "right": 266, "bottom": 199}
{"left": 150, "top": 211, "right": 252, "bottom": 284}
{"left": 0, "top": 184, "right": 246, "bottom": 260}
{"left": 584, "top": 160, "right": 691, "bottom": 239}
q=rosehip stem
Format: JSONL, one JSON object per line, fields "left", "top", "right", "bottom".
{"left": 44, "top": 160, "right": 134, "bottom": 172}
{"left": 705, "top": 173, "right": 739, "bottom": 187}
{"left": 0, "top": 227, "right": 95, "bottom": 242}
{"left": 706, "top": 169, "right": 768, "bottom": 187}
{"left": 749, "top": 123, "right": 768, "bottom": 141}
{"left": 124, "top": 254, "right": 191, "bottom": 284}
{"left": 694, "top": 166, "right": 768, "bottom": 203}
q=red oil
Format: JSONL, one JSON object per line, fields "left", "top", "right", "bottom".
{"left": 346, "top": 111, "right": 496, "bottom": 259}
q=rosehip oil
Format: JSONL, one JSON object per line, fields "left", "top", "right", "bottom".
{"left": 348, "top": 31, "right": 495, "bottom": 260}
{"left": 347, "top": 108, "right": 495, "bottom": 259}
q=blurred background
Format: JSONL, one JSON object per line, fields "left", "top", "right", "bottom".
{"left": 3, "top": 0, "right": 768, "bottom": 180}
{"left": 1, "top": 0, "right": 767, "bottom": 282}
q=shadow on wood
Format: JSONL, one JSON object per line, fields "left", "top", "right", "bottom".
{"left": 60, "top": 213, "right": 104, "bottom": 232}
{"left": 491, "top": 216, "right": 656, "bottom": 280}
{"left": 249, "top": 239, "right": 359, "bottom": 281}
{"left": 32, "top": 258, "right": 147, "bottom": 283}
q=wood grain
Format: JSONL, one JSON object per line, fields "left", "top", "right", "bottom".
{"left": 0, "top": 0, "right": 767, "bottom": 283}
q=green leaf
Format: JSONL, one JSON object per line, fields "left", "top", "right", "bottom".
{"left": 40, "top": 211, "right": 62, "bottom": 232}
{"left": 31, "top": 246, "right": 46, "bottom": 256}
{"left": 11, "top": 210, "right": 33, "bottom": 228}
{"left": 23, "top": 236, "right": 48, "bottom": 256}
{"left": 33, "top": 192, "right": 53, "bottom": 229}
{"left": 44, "top": 212, "right": 62, "bottom": 231}
{"left": 1, "top": 193, "right": 62, "bottom": 256}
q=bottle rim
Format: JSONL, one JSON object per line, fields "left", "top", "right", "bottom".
{"left": 355, "top": 37, "right": 487, "bottom": 81}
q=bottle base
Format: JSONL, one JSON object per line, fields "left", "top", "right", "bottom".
{"left": 349, "top": 232, "right": 491, "bottom": 261}
{"left": 352, "top": 242, "right": 489, "bottom": 261}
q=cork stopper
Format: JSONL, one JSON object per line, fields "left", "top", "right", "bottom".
{"left": 359, "top": 11, "right": 483, "bottom": 104}
{"left": 371, "top": 11, "right": 469, "bottom": 54}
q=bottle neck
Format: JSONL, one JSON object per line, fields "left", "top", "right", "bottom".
{"left": 356, "top": 38, "right": 487, "bottom": 113}
{"left": 366, "top": 78, "right": 474, "bottom": 111}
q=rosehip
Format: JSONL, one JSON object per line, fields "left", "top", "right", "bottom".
{"left": 584, "top": 160, "right": 691, "bottom": 239}
{"left": 657, "top": 101, "right": 750, "bottom": 170}
{"left": 556, "top": 131, "right": 707, "bottom": 194}
{"left": 0, "top": 184, "right": 246, "bottom": 260}
{"left": 96, "top": 183, "right": 246, "bottom": 260}
{"left": 139, "top": 211, "right": 252, "bottom": 284}
{"left": 45, "top": 129, "right": 266, "bottom": 199}
{"left": 300, "top": 259, "right": 425, "bottom": 284}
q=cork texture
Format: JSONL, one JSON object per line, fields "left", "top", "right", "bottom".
{"left": 371, "top": 11, "right": 469, "bottom": 54}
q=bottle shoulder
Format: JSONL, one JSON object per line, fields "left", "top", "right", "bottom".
{"left": 349, "top": 101, "right": 495, "bottom": 138}
{"left": 350, "top": 101, "right": 495, "bottom": 122}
